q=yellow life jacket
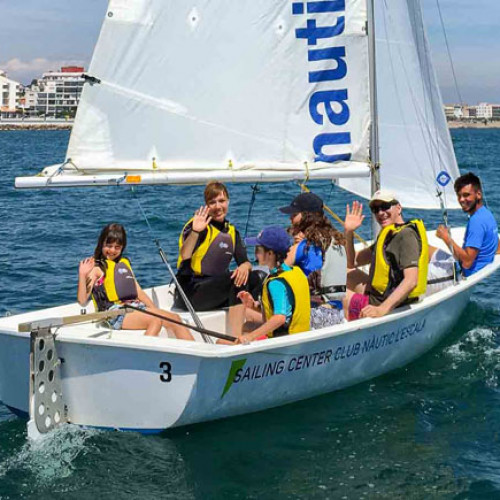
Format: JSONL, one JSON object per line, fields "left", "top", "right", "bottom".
{"left": 177, "top": 218, "right": 237, "bottom": 276}
{"left": 370, "top": 219, "right": 428, "bottom": 299}
{"left": 262, "top": 266, "right": 311, "bottom": 337}
{"left": 92, "top": 257, "right": 137, "bottom": 311}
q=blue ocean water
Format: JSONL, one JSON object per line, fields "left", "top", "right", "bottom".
{"left": 1, "top": 129, "right": 500, "bottom": 498}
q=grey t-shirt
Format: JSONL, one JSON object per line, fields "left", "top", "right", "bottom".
{"left": 367, "top": 226, "right": 420, "bottom": 306}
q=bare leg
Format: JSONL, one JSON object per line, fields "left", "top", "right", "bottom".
{"left": 147, "top": 307, "right": 194, "bottom": 341}
{"left": 227, "top": 304, "right": 245, "bottom": 337}
{"left": 344, "top": 289, "right": 355, "bottom": 321}
{"left": 344, "top": 271, "right": 369, "bottom": 322}
{"left": 216, "top": 337, "right": 236, "bottom": 345}
{"left": 121, "top": 311, "right": 162, "bottom": 336}
{"left": 243, "top": 321, "right": 262, "bottom": 332}
{"left": 346, "top": 268, "right": 369, "bottom": 294}
{"left": 217, "top": 304, "right": 260, "bottom": 345}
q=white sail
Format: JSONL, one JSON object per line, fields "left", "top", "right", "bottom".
{"left": 41, "top": 0, "right": 369, "bottom": 184}
{"left": 340, "top": 0, "right": 460, "bottom": 209}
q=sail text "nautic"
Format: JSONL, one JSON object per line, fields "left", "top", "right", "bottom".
{"left": 293, "top": 1, "right": 351, "bottom": 163}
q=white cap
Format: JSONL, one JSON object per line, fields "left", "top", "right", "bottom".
{"left": 369, "top": 189, "right": 399, "bottom": 207}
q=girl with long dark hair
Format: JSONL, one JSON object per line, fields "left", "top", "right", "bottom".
{"left": 77, "top": 223, "right": 194, "bottom": 340}
{"left": 280, "top": 193, "right": 347, "bottom": 328}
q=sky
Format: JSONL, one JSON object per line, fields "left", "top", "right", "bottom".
{"left": 0, "top": 0, "right": 498, "bottom": 104}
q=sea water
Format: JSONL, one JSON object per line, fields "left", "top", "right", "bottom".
{"left": 1, "top": 129, "right": 500, "bottom": 498}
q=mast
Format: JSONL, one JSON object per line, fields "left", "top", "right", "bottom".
{"left": 367, "top": 0, "right": 380, "bottom": 237}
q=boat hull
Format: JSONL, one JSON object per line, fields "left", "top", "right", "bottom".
{"left": 174, "top": 286, "right": 470, "bottom": 428}
{"left": 0, "top": 283, "right": 472, "bottom": 432}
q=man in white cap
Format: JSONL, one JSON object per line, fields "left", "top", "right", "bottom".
{"left": 343, "top": 190, "right": 428, "bottom": 319}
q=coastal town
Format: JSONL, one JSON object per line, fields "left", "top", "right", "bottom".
{"left": 1, "top": 66, "right": 499, "bottom": 129}
{"left": 0, "top": 66, "right": 83, "bottom": 129}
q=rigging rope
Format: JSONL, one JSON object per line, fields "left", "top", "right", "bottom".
{"left": 381, "top": 0, "right": 440, "bottom": 178}
{"left": 244, "top": 183, "right": 260, "bottom": 238}
{"left": 129, "top": 187, "right": 212, "bottom": 343}
{"left": 435, "top": 0, "right": 463, "bottom": 105}
{"left": 325, "top": 181, "right": 335, "bottom": 207}
{"left": 435, "top": 0, "right": 488, "bottom": 206}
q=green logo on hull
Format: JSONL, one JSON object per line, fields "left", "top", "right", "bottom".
{"left": 221, "top": 358, "right": 247, "bottom": 399}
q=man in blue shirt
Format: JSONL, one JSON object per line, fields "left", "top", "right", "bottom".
{"left": 437, "top": 172, "right": 498, "bottom": 276}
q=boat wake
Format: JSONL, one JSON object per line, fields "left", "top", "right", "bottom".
{"left": 444, "top": 327, "right": 500, "bottom": 388}
{"left": 0, "top": 424, "right": 100, "bottom": 487}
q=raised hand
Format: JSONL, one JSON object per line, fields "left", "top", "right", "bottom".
{"left": 79, "top": 257, "right": 95, "bottom": 278}
{"left": 344, "top": 201, "right": 365, "bottom": 233}
{"left": 192, "top": 205, "right": 212, "bottom": 233}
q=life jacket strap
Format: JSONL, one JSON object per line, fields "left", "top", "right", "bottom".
{"left": 428, "top": 275, "right": 454, "bottom": 285}
{"left": 319, "top": 285, "right": 346, "bottom": 295}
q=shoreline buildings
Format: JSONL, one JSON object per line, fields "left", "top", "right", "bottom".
{"left": 0, "top": 66, "right": 85, "bottom": 120}
{"left": 0, "top": 71, "right": 21, "bottom": 117}
{"left": 1, "top": 65, "right": 499, "bottom": 124}
{"left": 444, "top": 103, "right": 500, "bottom": 122}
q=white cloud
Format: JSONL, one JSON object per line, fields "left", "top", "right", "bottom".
{"left": 0, "top": 57, "right": 87, "bottom": 85}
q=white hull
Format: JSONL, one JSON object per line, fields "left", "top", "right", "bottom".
{"left": 1, "top": 232, "right": 498, "bottom": 433}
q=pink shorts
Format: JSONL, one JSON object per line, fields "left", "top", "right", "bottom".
{"left": 348, "top": 293, "right": 369, "bottom": 320}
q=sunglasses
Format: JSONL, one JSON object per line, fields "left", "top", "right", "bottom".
{"left": 370, "top": 202, "right": 396, "bottom": 214}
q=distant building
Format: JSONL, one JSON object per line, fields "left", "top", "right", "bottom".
{"left": 33, "top": 66, "right": 85, "bottom": 118}
{"left": 444, "top": 105, "right": 454, "bottom": 119}
{"left": 0, "top": 66, "right": 86, "bottom": 120}
{"left": 476, "top": 103, "right": 493, "bottom": 120}
{"left": 444, "top": 104, "right": 466, "bottom": 120}
{"left": 0, "top": 71, "right": 22, "bottom": 117}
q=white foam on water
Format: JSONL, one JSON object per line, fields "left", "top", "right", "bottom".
{"left": 444, "top": 342, "right": 470, "bottom": 362}
{"left": 0, "top": 423, "right": 100, "bottom": 485}
{"left": 445, "top": 328, "right": 497, "bottom": 359}
{"left": 466, "top": 328, "right": 495, "bottom": 344}
{"left": 444, "top": 327, "right": 500, "bottom": 387}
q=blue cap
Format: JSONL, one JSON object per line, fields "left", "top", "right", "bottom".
{"left": 245, "top": 226, "right": 290, "bottom": 254}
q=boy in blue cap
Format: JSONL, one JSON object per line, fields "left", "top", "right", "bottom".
{"left": 235, "top": 226, "right": 310, "bottom": 344}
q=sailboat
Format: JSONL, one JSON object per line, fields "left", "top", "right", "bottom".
{"left": 1, "top": 0, "right": 498, "bottom": 435}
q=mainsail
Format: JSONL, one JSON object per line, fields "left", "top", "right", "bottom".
{"left": 17, "top": 0, "right": 371, "bottom": 188}
{"left": 340, "top": 0, "right": 460, "bottom": 209}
